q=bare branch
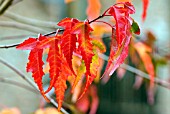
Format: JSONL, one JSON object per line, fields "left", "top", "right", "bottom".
{"left": 0, "top": 30, "right": 61, "bottom": 49}
{"left": 0, "top": 21, "right": 48, "bottom": 33}
{"left": 0, "top": 43, "right": 20, "bottom": 48}
{"left": 4, "top": 11, "right": 60, "bottom": 29}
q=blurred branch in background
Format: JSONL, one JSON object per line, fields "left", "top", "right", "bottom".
{"left": 0, "top": 77, "right": 38, "bottom": 93}
{"left": 99, "top": 53, "right": 170, "bottom": 89}
{"left": 3, "top": 11, "right": 59, "bottom": 29}
{"left": 0, "top": 57, "right": 69, "bottom": 114}
{"left": 0, "top": 34, "right": 33, "bottom": 41}
{"left": 0, "top": 21, "right": 48, "bottom": 33}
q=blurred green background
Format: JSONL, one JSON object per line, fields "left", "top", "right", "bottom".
{"left": 0, "top": 0, "right": 170, "bottom": 114}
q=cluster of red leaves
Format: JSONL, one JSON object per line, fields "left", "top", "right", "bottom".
{"left": 16, "top": 18, "right": 105, "bottom": 111}
{"left": 16, "top": 2, "right": 140, "bottom": 111}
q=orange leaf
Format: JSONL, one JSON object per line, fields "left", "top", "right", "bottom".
{"left": 86, "top": 0, "right": 101, "bottom": 20}
{"left": 91, "top": 23, "right": 111, "bottom": 38}
{"left": 54, "top": 53, "right": 72, "bottom": 111}
{"left": 45, "top": 37, "right": 61, "bottom": 93}
{"left": 134, "top": 42, "right": 154, "bottom": 88}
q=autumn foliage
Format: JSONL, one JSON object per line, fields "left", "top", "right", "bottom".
{"left": 15, "top": 2, "right": 153, "bottom": 111}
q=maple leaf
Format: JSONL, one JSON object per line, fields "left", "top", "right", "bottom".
{"left": 86, "top": 0, "right": 101, "bottom": 20}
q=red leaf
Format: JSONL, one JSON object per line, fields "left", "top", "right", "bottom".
{"left": 58, "top": 18, "right": 79, "bottom": 75}
{"left": 16, "top": 38, "right": 37, "bottom": 50}
{"left": 61, "top": 31, "right": 77, "bottom": 75}
{"left": 44, "top": 38, "right": 61, "bottom": 93}
{"left": 17, "top": 35, "right": 49, "bottom": 101}
{"left": 78, "top": 51, "right": 99, "bottom": 99}
{"left": 71, "top": 22, "right": 95, "bottom": 98}
{"left": 27, "top": 48, "right": 49, "bottom": 101}
{"left": 72, "top": 22, "right": 94, "bottom": 76}
{"left": 142, "top": 0, "right": 149, "bottom": 21}
{"left": 57, "top": 17, "right": 79, "bottom": 29}
{"left": 89, "top": 85, "right": 99, "bottom": 114}
{"left": 102, "top": 2, "right": 135, "bottom": 79}
{"left": 54, "top": 54, "right": 71, "bottom": 111}
{"left": 86, "top": 0, "right": 101, "bottom": 20}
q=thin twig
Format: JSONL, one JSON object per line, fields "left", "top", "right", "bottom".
{"left": 0, "top": 30, "right": 63, "bottom": 49}
{"left": 0, "top": 21, "right": 48, "bottom": 33}
{"left": 99, "top": 53, "right": 170, "bottom": 89}
{"left": 0, "top": 43, "right": 20, "bottom": 48}
{"left": 0, "top": 57, "right": 69, "bottom": 114}
{"left": 4, "top": 11, "right": 60, "bottom": 29}
{"left": 0, "top": 77, "right": 38, "bottom": 93}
